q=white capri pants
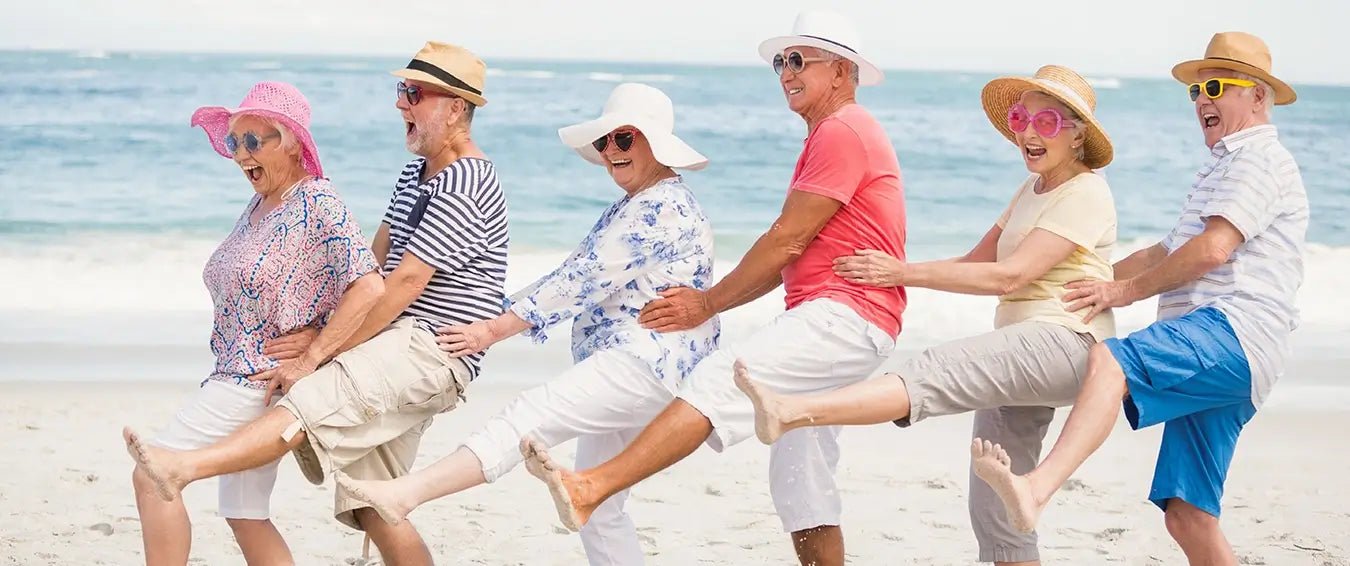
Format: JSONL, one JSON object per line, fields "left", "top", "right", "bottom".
{"left": 462, "top": 349, "right": 671, "bottom": 566}
{"left": 149, "top": 380, "right": 283, "bottom": 520}
{"left": 678, "top": 298, "right": 895, "bottom": 532}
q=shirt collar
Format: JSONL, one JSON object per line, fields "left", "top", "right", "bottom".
{"left": 1215, "top": 124, "right": 1278, "bottom": 153}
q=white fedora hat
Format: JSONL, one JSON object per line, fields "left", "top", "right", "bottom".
{"left": 559, "top": 83, "right": 708, "bottom": 171}
{"left": 758, "top": 10, "right": 884, "bottom": 86}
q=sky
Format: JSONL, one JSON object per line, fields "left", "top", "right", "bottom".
{"left": 4, "top": 0, "right": 1346, "bottom": 84}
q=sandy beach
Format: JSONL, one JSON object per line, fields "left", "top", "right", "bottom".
{"left": 3, "top": 359, "right": 1348, "bottom": 565}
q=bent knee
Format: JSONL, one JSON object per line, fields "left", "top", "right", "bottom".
{"left": 1164, "top": 500, "right": 1219, "bottom": 539}
{"left": 225, "top": 517, "right": 273, "bottom": 531}
{"left": 130, "top": 467, "right": 155, "bottom": 493}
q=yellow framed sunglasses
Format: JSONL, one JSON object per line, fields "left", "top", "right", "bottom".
{"left": 1188, "top": 78, "right": 1256, "bottom": 101}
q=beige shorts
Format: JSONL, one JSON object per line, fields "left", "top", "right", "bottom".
{"left": 276, "top": 317, "right": 469, "bottom": 529}
{"left": 892, "top": 321, "right": 1094, "bottom": 562}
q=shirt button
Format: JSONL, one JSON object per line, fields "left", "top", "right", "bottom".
{"left": 365, "top": 408, "right": 378, "bottom": 418}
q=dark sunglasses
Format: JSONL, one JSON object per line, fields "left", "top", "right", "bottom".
{"left": 1187, "top": 78, "right": 1257, "bottom": 101}
{"left": 772, "top": 50, "right": 831, "bottom": 76}
{"left": 592, "top": 129, "right": 638, "bottom": 153}
{"left": 224, "top": 131, "right": 280, "bottom": 156}
{"left": 397, "top": 81, "right": 459, "bottom": 106}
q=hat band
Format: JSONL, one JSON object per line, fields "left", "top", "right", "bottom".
{"left": 1199, "top": 56, "right": 1270, "bottom": 73}
{"left": 1034, "top": 79, "right": 1093, "bottom": 116}
{"left": 798, "top": 34, "right": 858, "bottom": 55}
{"left": 405, "top": 59, "right": 483, "bottom": 97}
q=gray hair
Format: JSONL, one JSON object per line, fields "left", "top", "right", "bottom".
{"left": 1022, "top": 90, "right": 1088, "bottom": 163}
{"left": 819, "top": 50, "right": 861, "bottom": 86}
{"left": 1228, "top": 71, "right": 1276, "bottom": 114}
{"left": 226, "top": 114, "right": 300, "bottom": 156}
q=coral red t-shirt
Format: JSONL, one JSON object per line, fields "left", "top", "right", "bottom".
{"left": 781, "top": 104, "right": 907, "bottom": 337}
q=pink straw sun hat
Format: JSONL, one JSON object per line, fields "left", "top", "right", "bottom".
{"left": 190, "top": 81, "right": 324, "bottom": 177}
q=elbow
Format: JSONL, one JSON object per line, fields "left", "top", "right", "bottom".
{"left": 989, "top": 265, "right": 1025, "bottom": 296}
{"left": 388, "top": 271, "right": 429, "bottom": 298}
{"left": 360, "top": 274, "right": 386, "bottom": 306}
{"left": 1199, "top": 240, "right": 1234, "bottom": 273}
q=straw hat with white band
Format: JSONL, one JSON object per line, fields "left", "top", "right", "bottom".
{"left": 981, "top": 65, "right": 1114, "bottom": 169}
{"left": 757, "top": 10, "right": 884, "bottom": 86}
{"left": 391, "top": 41, "right": 489, "bottom": 107}
{"left": 559, "top": 83, "right": 708, "bottom": 171}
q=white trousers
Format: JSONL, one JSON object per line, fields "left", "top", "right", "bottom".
{"left": 678, "top": 299, "right": 895, "bottom": 532}
{"left": 150, "top": 380, "right": 282, "bottom": 519}
{"left": 462, "top": 349, "right": 670, "bottom": 566}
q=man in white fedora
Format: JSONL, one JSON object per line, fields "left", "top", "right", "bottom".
{"left": 972, "top": 31, "right": 1308, "bottom": 565}
{"left": 521, "top": 10, "right": 906, "bottom": 565}
{"left": 123, "top": 41, "right": 508, "bottom": 565}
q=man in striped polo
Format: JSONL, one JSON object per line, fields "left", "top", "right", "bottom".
{"left": 971, "top": 32, "right": 1308, "bottom": 564}
{"left": 124, "top": 42, "right": 506, "bottom": 565}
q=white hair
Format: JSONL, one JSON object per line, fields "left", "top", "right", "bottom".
{"left": 1228, "top": 71, "right": 1276, "bottom": 115}
{"left": 818, "top": 50, "right": 861, "bottom": 86}
{"left": 226, "top": 114, "right": 300, "bottom": 156}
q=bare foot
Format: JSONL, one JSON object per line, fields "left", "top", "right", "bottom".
{"left": 122, "top": 427, "right": 188, "bottom": 502}
{"left": 336, "top": 471, "right": 415, "bottom": 526}
{"left": 970, "top": 438, "right": 1043, "bottom": 533}
{"left": 520, "top": 437, "right": 595, "bottom": 532}
{"left": 732, "top": 359, "right": 803, "bottom": 444}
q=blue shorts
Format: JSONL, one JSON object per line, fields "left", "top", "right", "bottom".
{"left": 1104, "top": 307, "right": 1257, "bottom": 518}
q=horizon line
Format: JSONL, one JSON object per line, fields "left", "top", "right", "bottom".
{"left": 7, "top": 46, "right": 1349, "bottom": 88}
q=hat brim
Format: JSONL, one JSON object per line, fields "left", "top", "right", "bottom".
{"left": 980, "top": 77, "right": 1114, "bottom": 169}
{"left": 189, "top": 106, "right": 324, "bottom": 178}
{"left": 1170, "top": 59, "right": 1297, "bottom": 105}
{"left": 391, "top": 69, "right": 489, "bottom": 107}
{"left": 757, "top": 36, "right": 884, "bottom": 86}
{"left": 558, "top": 115, "right": 708, "bottom": 171}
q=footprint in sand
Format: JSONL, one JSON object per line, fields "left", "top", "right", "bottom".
{"left": 1095, "top": 527, "right": 1126, "bottom": 541}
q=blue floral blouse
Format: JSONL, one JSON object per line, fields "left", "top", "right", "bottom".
{"left": 506, "top": 176, "right": 719, "bottom": 391}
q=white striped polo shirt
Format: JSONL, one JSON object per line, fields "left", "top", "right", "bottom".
{"left": 1158, "top": 125, "right": 1309, "bottom": 407}
{"left": 382, "top": 156, "right": 509, "bottom": 378}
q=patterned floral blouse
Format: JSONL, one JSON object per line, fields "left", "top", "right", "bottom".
{"left": 507, "top": 176, "right": 720, "bottom": 391}
{"left": 202, "top": 178, "right": 378, "bottom": 389}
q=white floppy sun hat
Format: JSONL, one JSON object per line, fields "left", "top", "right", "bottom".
{"left": 757, "top": 9, "right": 884, "bottom": 86}
{"left": 558, "top": 83, "right": 708, "bottom": 171}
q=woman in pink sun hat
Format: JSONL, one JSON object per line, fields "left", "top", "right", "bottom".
{"left": 124, "top": 81, "right": 385, "bottom": 565}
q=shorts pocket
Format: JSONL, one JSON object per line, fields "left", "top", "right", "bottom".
{"left": 395, "top": 362, "right": 467, "bottom": 415}
{"left": 1134, "top": 323, "right": 1217, "bottom": 392}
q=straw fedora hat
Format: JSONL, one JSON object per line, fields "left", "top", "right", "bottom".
{"left": 981, "top": 65, "right": 1114, "bottom": 169}
{"left": 558, "top": 83, "right": 708, "bottom": 171}
{"left": 391, "top": 41, "right": 488, "bottom": 106}
{"left": 757, "top": 10, "right": 884, "bottom": 86}
{"left": 1171, "top": 31, "right": 1296, "bottom": 105}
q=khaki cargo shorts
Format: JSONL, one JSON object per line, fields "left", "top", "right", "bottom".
{"left": 277, "top": 317, "right": 470, "bottom": 529}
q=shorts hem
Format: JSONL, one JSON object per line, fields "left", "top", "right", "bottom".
{"left": 779, "top": 514, "right": 841, "bottom": 534}
{"left": 1150, "top": 491, "right": 1222, "bottom": 518}
{"left": 218, "top": 507, "right": 272, "bottom": 521}
{"left": 978, "top": 545, "right": 1040, "bottom": 563}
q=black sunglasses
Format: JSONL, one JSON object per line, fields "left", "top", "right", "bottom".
{"left": 224, "top": 131, "right": 280, "bottom": 156}
{"left": 772, "top": 50, "right": 831, "bottom": 76}
{"left": 592, "top": 130, "right": 637, "bottom": 153}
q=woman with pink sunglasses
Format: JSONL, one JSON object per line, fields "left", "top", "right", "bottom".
{"left": 732, "top": 65, "right": 1117, "bottom": 565}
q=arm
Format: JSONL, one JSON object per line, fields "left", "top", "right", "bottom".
{"left": 1119, "top": 218, "right": 1243, "bottom": 301}
{"left": 638, "top": 190, "right": 842, "bottom": 331}
{"left": 904, "top": 228, "right": 1079, "bottom": 295}
{"left": 371, "top": 223, "right": 391, "bottom": 266}
{"left": 295, "top": 273, "right": 384, "bottom": 366}
{"left": 1064, "top": 218, "right": 1244, "bottom": 322}
{"left": 1112, "top": 242, "right": 1167, "bottom": 281}
{"left": 337, "top": 252, "right": 437, "bottom": 353}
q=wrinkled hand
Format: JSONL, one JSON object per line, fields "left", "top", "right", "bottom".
{"left": 833, "top": 250, "right": 906, "bottom": 287}
{"left": 436, "top": 320, "right": 497, "bottom": 358}
{"left": 264, "top": 326, "right": 319, "bottom": 362}
{"left": 638, "top": 287, "right": 713, "bottom": 333}
{"left": 1063, "top": 279, "right": 1135, "bottom": 323}
{"left": 248, "top": 357, "right": 320, "bottom": 405}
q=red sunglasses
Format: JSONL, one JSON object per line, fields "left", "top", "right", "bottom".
{"left": 397, "top": 81, "right": 458, "bottom": 106}
{"left": 1007, "top": 103, "right": 1078, "bottom": 138}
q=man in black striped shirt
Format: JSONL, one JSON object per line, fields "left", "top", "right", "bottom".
{"left": 123, "top": 42, "right": 505, "bottom": 565}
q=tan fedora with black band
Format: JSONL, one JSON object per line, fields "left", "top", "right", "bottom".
{"left": 392, "top": 41, "right": 488, "bottom": 107}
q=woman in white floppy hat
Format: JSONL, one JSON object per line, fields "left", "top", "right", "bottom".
{"left": 337, "top": 82, "right": 716, "bottom": 566}
{"left": 735, "top": 65, "right": 1120, "bottom": 565}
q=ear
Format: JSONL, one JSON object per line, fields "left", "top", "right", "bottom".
{"left": 1251, "top": 83, "right": 1269, "bottom": 110}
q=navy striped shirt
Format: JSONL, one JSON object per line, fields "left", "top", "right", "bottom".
{"left": 383, "top": 157, "right": 509, "bottom": 378}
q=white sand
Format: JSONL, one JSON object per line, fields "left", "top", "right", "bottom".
{"left": 2, "top": 376, "right": 1348, "bottom": 566}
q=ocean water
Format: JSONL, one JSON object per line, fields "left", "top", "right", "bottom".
{"left": 1, "top": 50, "right": 1348, "bottom": 401}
